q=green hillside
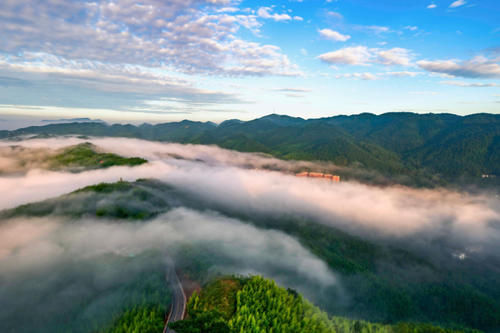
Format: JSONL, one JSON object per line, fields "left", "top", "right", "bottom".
{"left": 4, "top": 180, "right": 499, "bottom": 331}
{"left": 0, "top": 179, "right": 173, "bottom": 220}
{"left": 49, "top": 142, "right": 147, "bottom": 171}
{"left": 170, "top": 276, "right": 479, "bottom": 333}
{"left": 2, "top": 112, "right": 498, "bottom": 187}
{"left": 0, "top": 252, "right": 170, "bottom": 333}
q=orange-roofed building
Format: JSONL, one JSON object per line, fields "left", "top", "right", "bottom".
{"left": 309, "top": 172, "right": 324, "bottom": 178}
{"left": 295, "top": 171, "right": 341, "bottom": 182}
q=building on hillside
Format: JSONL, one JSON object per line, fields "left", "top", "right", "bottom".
{"left": 295, "top": 172, "right": 340, "bottom": 182}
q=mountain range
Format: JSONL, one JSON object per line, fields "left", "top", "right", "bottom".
{"left": 2, "top": 112, "right": 499, "bottom": 187}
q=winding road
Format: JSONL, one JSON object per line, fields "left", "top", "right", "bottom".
{"left": 164, "top": 265, "right": 187, "bottom": 333}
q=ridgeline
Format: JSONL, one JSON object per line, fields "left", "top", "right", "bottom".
{"left": 2, "top": 112, "right": 498, "bottom": 187}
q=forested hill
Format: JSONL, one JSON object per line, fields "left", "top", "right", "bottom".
{"left": 2, "top": 112, "right": 499, "bottom": 186}
{"left": 170, "top": 276, "right": 480, "bottom": 333}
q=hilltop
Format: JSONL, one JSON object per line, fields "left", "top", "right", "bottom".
{"left": 170, "top": 275, "right": 480, "bottom": 333}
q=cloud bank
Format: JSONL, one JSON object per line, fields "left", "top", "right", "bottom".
{"left": 0, "top": 0, "right": 300, "bottom": 77}
{"left": 0, "top": 208, "right": 335, "bottom": 286}
{"left": 0, "top": 208, "right": 338, "bottom": 331}
{"left": 2, "top": 137, "right": 499, "bottom": 258}
{"left": 1, "top": 136, "right": 500, "bottom": 331}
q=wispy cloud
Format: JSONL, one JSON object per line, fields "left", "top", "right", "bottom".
{"left": 257, "top": 7, "right": 302, "bottom": 22}
{"left": 449, "top": 0, "right": 467, "bottom": 8}
{"left": 364, "top": 25, "right": 390, "bottom": 34}
{"left": 417, "top": 56, "right": 500, "bottom": 78}
{"left": 335, "top": 72, "right": 378, "bottom": 80}
{"left": 318, "top": 29, "right": 351, "bottom": 42}
{"left": 0, "top": 1, "right": 299, "bottom": 77}
{"left": 319, "top": 46, "right": 373, "bottom": 66}
{"left": 272, "top": 88, "right": 312, "bottom": 93}
{"left": 326, "top": 11, "right": 343, "bottom": 20}
{"left": 334, "top": 71, "right": 421, "bottom": 81}
{"left": 0, "top": 52, "right": 250, "bottom": 112}
{"left": 318, "top": 46, "right": 413, "bottom": 66}
{"left": 404, "top": 26, "right": 419, "bottom": 31}
{"left": 441, "top": 81, "right": 500, "bottom": 87}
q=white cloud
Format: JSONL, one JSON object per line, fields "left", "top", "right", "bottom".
{"left": 4, "top": 137, "right": 500, "bottom": 246}
{"left": 0, "top": 0, "right": 300, "bottom": 77}
{"left": 318, "top": 46, "right": 413, "bottom": 67}
{"left": 326, "top": 11, "right": 343, "bottom": 19}
{"left": 335, "top": 72, "right": 378, "bottom": 80}
{"left": 318, "top": 29, "right": 351, "bottom": 42}
{"left": 383, "top": 71, "right": 421, "bottom": 77}
{"left": 441, "top": 81, "right": 500, "bottom": 87}
{"left": 417, "top": 56, "right": 500, "bottom": 78}
{"left": 404, "top": 26, "right": 418, "bottom": 31}
{"left": 365, "top": 25, "right": 390, "bottom": 34}
{"left": 217, "top": 6, "right": 239, "bottom": 13}
{"left": 285, "top": 93, "right": 305, "bottom": 98}
{"left": 0, "top": 52, "right": 248, "bottom": 106}
{"left": 318, "top": 46, "right": 373, "bottom": 65}
{"left": 335, "top": 71, "right": 421, "bottom": 80}
{"left": 257, "top": 7, "right": 291, "bottom": 21}
{"left": 377, "top": 48, "right": 413, "bottom": 66}
{"left": 427, "top": 3, "right": 437, "bottom": 8}
{"left": 273, "top": 88, "right": 312, "bottom": 93}
{"left": 449, "top": 0, "right": 466, "bottom": 8}
{"left": 0, "top": 209, "right": 337, "bottom": 288}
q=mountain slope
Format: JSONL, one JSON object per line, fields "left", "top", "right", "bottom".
{"left": 5, "top": 179, "right": 500, "bottom": 331}
{"left": 170, "top": 276, "right": 479, "bottom": 333}
{"left": 2, "top": 113, "right": 498, "bottom": 186}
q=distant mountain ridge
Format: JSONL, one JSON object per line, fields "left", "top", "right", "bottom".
{"left": 1, "top": 112, "right": 499, "bottom": 186}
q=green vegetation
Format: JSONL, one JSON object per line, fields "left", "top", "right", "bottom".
{"left": 3, "top": 113, "right": 499, "bottom": 187}
{"left": 171, "top": 276, "right": 478, "bottom": 333}
{"left": 96, "top": 261, "right": 170, "bottom": 333}
{"left": 103, "top": 305, "right": 165, "bottom": 333}
{"left": 188, "top": 278, "right": 243, "bottom": 320}
{"left": 75, "top": 181, "right": 137, "bottom": 194}
{"left": 48, "top": 142, "right": 146, "bottom": 171}
{"left": 0, "top": 180, "right": 173, "bottom": 220}
{"left": 0, "top": 251, "right": 171, "bottom": 333}
{"left": 3, "top": 179, "right": 498, "bottom": 331}
{"left": 187, "top": 200, "right": 500, "bottom": 331}
{"left": 227, "top": 276, "right": 335, "bottom": 332}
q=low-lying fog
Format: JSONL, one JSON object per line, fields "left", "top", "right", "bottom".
{"left": 1, "top": 136, "right": 499, "bottom": 332}
{"left": 0, "top": 208, "right": 335, "bottom": 287}
{"left": 1, "top": 137, "right": 499, "bottom": 254}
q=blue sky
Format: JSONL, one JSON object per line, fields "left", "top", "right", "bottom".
{"left": 0, "top": 0, "right": 499, "bottom": 128}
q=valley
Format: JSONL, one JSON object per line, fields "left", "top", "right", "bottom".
{"left": 0, "top": 137, "right": 498, "bottom": 332}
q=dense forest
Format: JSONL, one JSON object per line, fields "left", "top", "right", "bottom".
{"left": 49, "top": 142, "right": 147, "bottom": 170}
{"left": 1, "top": 138, "right": 499, "bottom": 332}
{"left": 2, "top": 112, "right": 499, "bottom": 187}
{"left": 0, "top": 254, "right": 171, "bottom": 333}
{"left": 99, "top": 267, "right": 170, "bottom": 333}
{"left": 104, "top": 305, "right": 166, "bottom": 333}
{"left": 4, "top": 179, "right": 500, "bottom": 332}
{"left": 170, "top": 276, "right": 480, "bottom": 333}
